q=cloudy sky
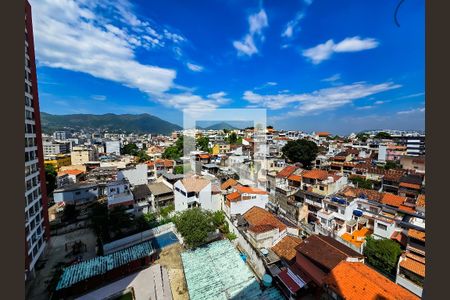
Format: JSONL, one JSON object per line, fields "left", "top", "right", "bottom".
{"left": 30, "top": 0, "right": 424, "bottom": 134}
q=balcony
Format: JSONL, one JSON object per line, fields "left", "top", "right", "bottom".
{"left": 317, "top": 209, "right": 335, "bottom": 220}
{"left": 305, "top": 198, "right": 322, "bottom": 208}
{"left": 275, "top": 185, "right": 298, "bottom": 196}
{"left": 396, "top": 274, "right": 423, "bottom": 297}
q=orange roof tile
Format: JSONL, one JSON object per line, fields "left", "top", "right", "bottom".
{"left": 381, "top": 193, "right": 407, "bottom": 208}
{"left": 181, "top": 176, "right": 210, "bottom": 192}
{"left": 316, "top": 132, "right": 330, "bottom": 137}
{"left": 244, "top": 206, "right": 287, "bottom": 232}
{"left": 399, "top": 182, "right": 421, "bottom": 190}
{"left": 302, "top": 169, "right": 328, "bottom": 180}
{"left": 221, "top": 178, "right": 238, "bottom": 190}
{"left": 416, "top": 194, "right": 425, "bottom": 208}
{"left": 276, "top": 165, "right": 298, "bottom": 178}
{"left": 324, "top": 262, "right": 419, "bottom": 300}
{"left": 398, "top": 205, "right": 416, "bottom": 213}
{"left": 198, "top": 154, "right": 210, "bottom": 159}
{"left": 400, "top": 257, "right": 426, "bottom": 277}
{"left": 248, "top": 224, "right": 277, "bottom": 233}
{"left": 288, "top": 174, "right": 302, "bottom": 182}
{"left": 226, "top": 192, "right": 241, "bottom": 201}
{"left": 234, "top": 185, "right": 268, "bottom": 195}
{"left": 272, "top": 236, "right": 303, "bottom": 262}
{"left": 58, "top": 169, "right": 84, "bottom": 176}
{"left": 408, "top": 229, "right": 425, "bottom": 242}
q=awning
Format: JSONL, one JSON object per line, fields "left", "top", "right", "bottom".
{"left": 277, "top": 268, "right": 307, "bottom": 294}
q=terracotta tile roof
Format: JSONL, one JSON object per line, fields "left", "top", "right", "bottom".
{"left": 276, "top": 165, "right": 298, "bottom": 178}
{"left": 295, "top": 235, "right": 363, "bottom": 271}
{"left": 244, "top": 206, "right": 287, "bottom": 232}
{"left": 324, "top": 262, "right": 419, "bottom": 300}
{"left": 398, "top": 205, "right": 416, "bottom": 213}
{"left": 343, "top": 162, "right": 356, "bottom": 168}
{"left": 391, "top": 231, "right": 408, "bottom": 247}
{"left": 146, "top": 161, "right": 155, "bottom": 168}
{"left": 198, "top": 154, "right": 210, "bottom": 159}
{"left": 339, "top": 186, "right": 384, "bottom": 202}
{"left": 272, "top": 236, "right": 303, "bottom": 262}
{"left": 58, "top": 169, "right": 84, "bottom": 176}
{"left": 181, "top": 176, "right": 210, "bottom": 192}
{"left": 406, "top": 252, "right": 426, "bottom": 264}
{"left": 381, "top": 193, "right": 407, "bottom": 208}
{"left": 340, "top": 228, "right": 372, "bottom": 248}
{"left": 155, "top": 159, "right": 174, "bottom": 167}
{"left": 226, "top": 192, "right": 241, "bottom": 201}
{"left": 221, "top": 178, "right": 238, "bottom": 190}
{"left": 316, "top": 132, "right": 330, "bottom": 137}
{"left": 234, "top": 185, "right": 268, "bottom": 195}
{"left": 416, "top": 194, "right": 425, "bottom": 208}
{"left": 248, "top": 224, "right": 277, "bottom": 233}
{"left": 302, "top": 169, "right": 328, "bottom": 180}
{"left": 399, "top": 182, "right": 421, "bottom": 190}
{"left": 408, "top": 229, "right": 425, "bottom": 242}
{"left": 288, "top": 174, "right": 302, "bottom": 182}
{"left": 400, "top": 257, "right": 426, "bottom": 277}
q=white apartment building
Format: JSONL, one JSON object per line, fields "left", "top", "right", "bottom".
{"left": 174, "top": 176, "right": 220, "bottom": 212}
{"left": 105, "top": 140, "right": 121, "bottom": 156}
{"left": 70, "top": 146, "right": 97, "bottom": 165}
{"left": 224, "top": 185, "right": 269, "bottom": 217}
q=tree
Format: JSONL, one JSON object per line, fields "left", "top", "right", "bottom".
{"left": 356, "top": 133, "right": 369, "bottom": 142}
{"left": 162, "top": 146, "right": 181, "bottom": 160}
{"left": 227, "top": 132, "right": 238, "bottom": 144}
{"left": 62, "top": 204, "right": 79, "bottom": 222}
{"left": 45, "top": 164, "right": 57, "bottom": 195}
{"left": 384, "top": 161, "right": 399, "bottom": 170}
{"left": 363, "top": 236, "right": 402, "bottom": 276}
{"left": 135, "top": 150, "right": 150, "bottom": 163}
{"left": 109, "top": 206, "right": 133, "bottom": 236}
{"left": 374, "top": 132, "right": 392, "bottom": 139}
{"left": 350, "top": 177, "right": 374, "bottom": 189}
{"left": 172, "top": 208, "right": 215, "bottom": 248}
{"left": 281, "top": 139, "right": 318, "bottom": 169}
{"left": 122, "top": 143, "right": 139, "bottom": 155}
{"left": 90, "top": 202, "right": 110, "bottom": 242}
{"left": 160, "top": 204, "right": 175, "bottom": 218}
{"left": 196, "top": 136, "right": 210, "bottom": 152}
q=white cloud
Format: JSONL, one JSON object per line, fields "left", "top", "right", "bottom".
{"left": 374, "top": 100, "right": 385, "bottom": 105}
{"left": 267, "top": 82, "right": 278, "bottom": 86}
{"left": 91, "top": 95, "right": 107, "bottom": 101}
{"left": 281, "top": 12, "right": 304, "bottom": 38}
{"left": 397, "top": 92, "right": 425, "bottom": 99}
{"left": 186, "top": 63, "right": 204, "bottom": 72}
{"left": 244, "top": 81, "right": 401, "bottom": 117}
{"left": 397, "top": 107, "right": 425, "bottom": 115}
{"left": 31, "top": 0, "right": 225, "bottom": 111}
{"left": 233, "top": 9, "right": 268, "bottom": 56}
{"left": 356, "top": 105, "right": 374, "bottom": 110}
{"left": 322, "top": 73, "right": 341, "bottom": 82}
{"left": 302, "top": 36, "right": 379, "bottom": 64}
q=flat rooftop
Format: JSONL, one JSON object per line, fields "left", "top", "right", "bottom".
{"left": 181, "top": 239, "right": 283, "bottom": 300}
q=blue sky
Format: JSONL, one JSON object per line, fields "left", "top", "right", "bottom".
{"left": 31, "top": 0, "right": 424, "bottom": 134}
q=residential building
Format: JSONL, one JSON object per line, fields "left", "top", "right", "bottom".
{"left": 132, "top": 184, "right": 152, "bottom": 214}
{"left": 53, "top": 131, "right": 69, "bottom": 141}
{"left": 56, "top": 169, "right": 84, "bottom": 187}
{"left": 174, "top": 176, "right": 220, "bottom": 211}
{"left": 325, "top": 262, "right": 419, "bottom": 300}
{"left": 242, "top": 206, "right": 289, "bottom": 249}
{"left": 106, "top": 180, "right": 135, "bottom": 213}
{"left": 224, "top": 185, "right": 269, "bottom": 217}
{"left": 43, "top": 140, "right": 71, "bottom": 156}
{"left": 44, "top": 153, "right": 72, "bottom": 170}
{"left": 105, "top": 140, "right": 121, "bottom": 155}
{"left": 406, "top": 136, "right": 425, "bottom": 156}
{"left": 400, "top": 155, "right": 425, "bottom": 174}
{"left": 396, "top": 229, "right": 425, "bottom": 297}
{"left": 148, "top": 182, "right": 175, "bottom": 210}
{"left": 70, "top": 146, "right": 97, "bottom": 165}
{"left": 117, "top": 163, "right": 148, "bottom": 186}
{"left": 25, "top": 0, "right": 50, "bottom": 279}
{"left": 53, "top": 183, "right": 99, "bottom": 206}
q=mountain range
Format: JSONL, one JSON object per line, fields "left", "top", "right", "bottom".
{"left": 40, "top": 112, "right": 182, "bottom": 135}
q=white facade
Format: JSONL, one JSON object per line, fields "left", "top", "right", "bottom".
{"left": 225, "top": 194, "right": 269, "bottom": 217}
{"left": 174, "top": 179, "right": 219, "bottom": 212}
{"left": 105, "top": 140, "right": 121, "bottom": 155}
{"left": 117, "top": 164, "right": 148, "bottom": 186}
{"left": 378, "top": 145, "right": 387, "bottom": 162}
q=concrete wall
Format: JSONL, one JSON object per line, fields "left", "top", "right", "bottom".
{"left": 117, "top": 164, "right": 148, "bottom": 186}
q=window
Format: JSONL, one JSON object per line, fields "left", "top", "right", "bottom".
{"left": 377, "top": 223, "right": 388, "bottom": 231}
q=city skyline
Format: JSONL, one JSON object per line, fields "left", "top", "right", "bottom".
{"left": 31, "top": 0, "right": 424, "bottom": 134}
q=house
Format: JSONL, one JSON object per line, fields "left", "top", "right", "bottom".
{"left": 132, "top": 184, "right": 152, "bottom": 214}
{"left": 271, "top": 235, "right": 303, "bottom": 264}
{"left": 291, "top": 235, "right": 364, "bottom": 288}
{"left": 223, "top": 185, "right": 269, "bottom": 217}
{"left": 398, "top": 174, "right": 423, "bottom": 199}
{"left": 117, "top": 163, "right": 148, "bottom": 186}
{"left": 174, "top": 176, "right": 220, "bottom": 212}
{"left": 57, "top": 169, "right": 84, "bottom": 186}
{"left": 324, "top": 261, "right": 419, "bottom": 300}
{"left": 148, "top": 182, "right": 174, "bottom": 210}
{"left": 53, "top": 183, "right": 99, "bottom": 206}
{"left": 400, "top": 155, "right": 425, "bottom": 174}
{"left": 106, "top": 180, "right": 135, "bottom": 213}
{"left": 220, "top": 178, "right": 238, "bottom": 191}
{"left": 396, "top": 229, "right": 425, "bottom": 297}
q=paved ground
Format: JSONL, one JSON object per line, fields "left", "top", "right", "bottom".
{"left": 154, "top": 243, "right": 189, "bottom": 300}
{"left": 76, "top": 264, "right": 173, "bottom": 300}
{"left": 25, "top": 227, "right": 97, "bottom": 300}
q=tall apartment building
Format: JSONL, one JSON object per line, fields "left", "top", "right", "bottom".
{"left": 25, "top": 0, "right": 50, "bottom": 279}
{"left": 53, "top": 130, "right": 69, "bottom": 140}
{"left": 70, "top": 146, "right": 97, "bottom": 165}
{"left": 406, "top": 136, "right": 425, "bottom": 156}
{"left": 43, "top": 140, "right": 71, "bottom": 156}
{"left": 105, "top": 140, "right": 121, "bottom": 156}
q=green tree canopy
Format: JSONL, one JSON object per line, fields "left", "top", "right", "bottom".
{"left": 384, "top": 161, "right": 400, "bottom": 170}
{"left": 363, "top": 235, "right": 402, "bottom": 276}
{"left": 173, "top": 208, "right": 215, "bottom": 248}
{"left": 45, "top": 164, "right": 57, "bottom": 196}
{"left": 227, "top": 132, "right": 238, "bottom": 144}
{"left": 356, "top": 133, "right": 370, "bottom": 142}
{"left": 121, "top": 143, "right": 139, "bottom": 155}
{"left": 196, "top": 136, "right": 210, "bottom": 152}
{"left": 374, "top": 132, "right": 392, "bottom": 139}
{"left": 281, "top": 139, "right": 318, "bottom": 169}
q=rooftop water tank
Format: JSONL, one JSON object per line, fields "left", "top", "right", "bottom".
{"left": 262, "top": 274, "right": 272, "bottom": 287}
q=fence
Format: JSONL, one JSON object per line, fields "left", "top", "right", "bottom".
{"left": 103, "top": 223, "right": 175, "bottom": 254}
{"left": 225, "top": 216, "right": 266, "bottom": 279}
